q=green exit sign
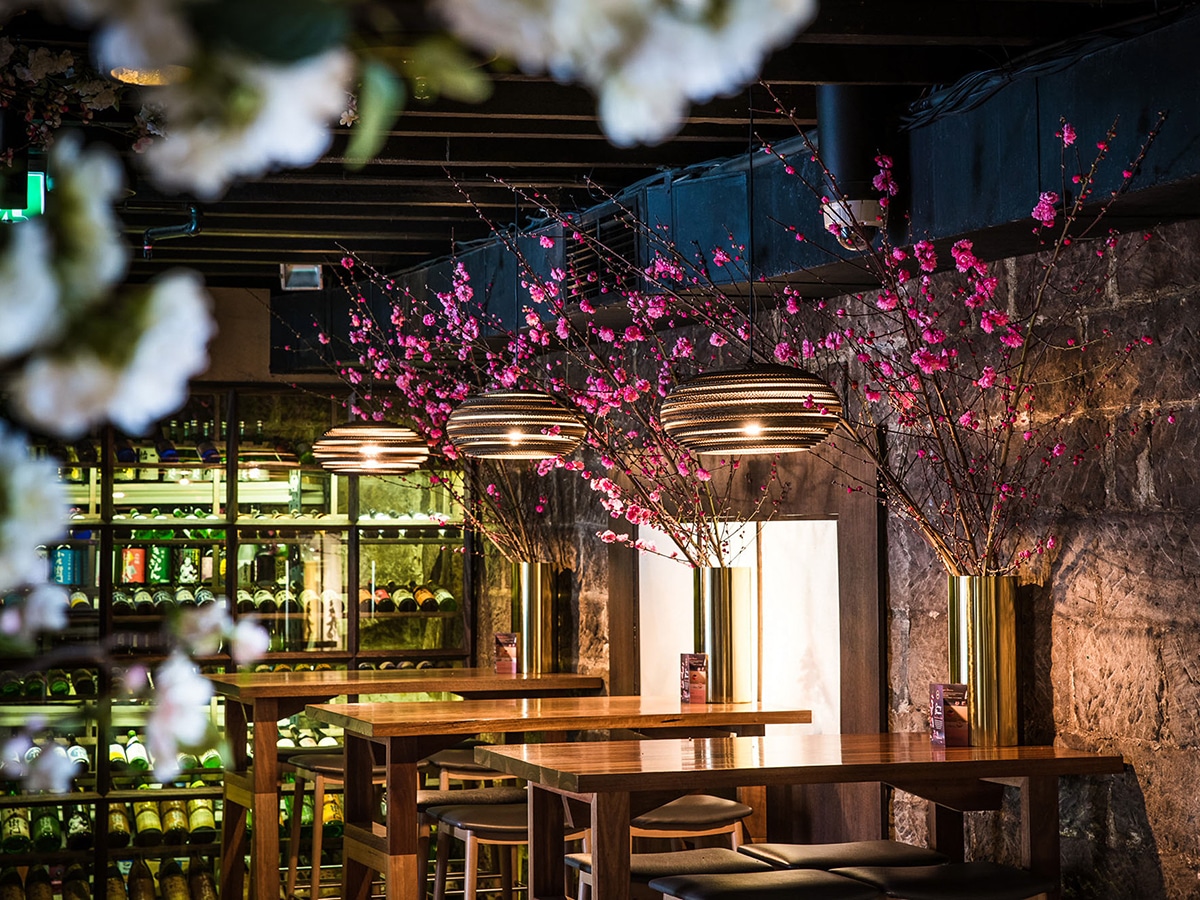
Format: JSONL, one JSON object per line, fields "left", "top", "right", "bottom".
{"left": 0, "top": 172, "right": 47, "bottom": 222}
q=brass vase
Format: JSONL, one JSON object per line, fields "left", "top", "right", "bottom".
{"left": 512, "top": 561, "right": 556, "bottom": 675}
{"left": 948, "top": 575, "right": 1018, "bottom": 747}
{"left": 694, "top": 566, "right": 754, "bottom": 703}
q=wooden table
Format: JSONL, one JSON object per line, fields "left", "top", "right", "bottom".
{"left": 209, "top": 668, "right": 605, "bottom": 900}
{"left": 477, "top": 733, "right": 1125, "bottom": 900}
{"left": 304, "top": 697, "right": 812, "bottom": 900}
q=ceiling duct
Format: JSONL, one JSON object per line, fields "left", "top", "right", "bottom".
{"left": 143, "top": 205, "right": 201, "bottom": 259}
{"left": 816, "top": 84, "right": 885, "bottom": 251}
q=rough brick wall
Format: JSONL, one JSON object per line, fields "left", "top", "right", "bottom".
{"left": 888, "top": 220, "right": 1200, "bottom": 898}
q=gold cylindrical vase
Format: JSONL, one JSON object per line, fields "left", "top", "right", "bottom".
{"left": 512, "top": 561, "right": 556, "bottom": 675}
{"left": 694, "top": 566, "right": 754, "bottom": 703}
{"left": 948, "top": 575, "right": 1018, "bottom": 747}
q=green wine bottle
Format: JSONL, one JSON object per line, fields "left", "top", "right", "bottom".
{"left": 30, "top": 804, "right": 61, "bottom": 851}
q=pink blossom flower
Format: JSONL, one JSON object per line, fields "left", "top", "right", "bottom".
{"left": 711, "top": 248, "right": 730, "bottom": 267}
{"left": 598, "top": 530, "right": 628, "bottom": 544}
{"left": 999, "top": 328, "right": 1025, "bottom": 348}
{"left": 624, "top": 325, "right": 645, "bottom": 342}
{"left": 341, "top": 256, "right": 354, "bottom": 269}
{"left": 872, "top": 168, "right": 898, "bottom": 196}
{"left": 801, "top": 340, "right": 815, "bottom": 359}
{"left": 774, "top": 341, "right": 796, "bottom": 362}
{"left": 913, "top": 240, "right": 937, "bottom": 272}
{"left": 950, "top": 240, "right": 981, "bottom": 273}
{"left": 1052, "top": 442, "right": 1066, "bottom": 457}
{"left": 709, "top": 333, "right": 727, "bottom": 347}
{"left": 911, "top": 347, "right": 949, "bottom": 374}
{"left": 672, "top": 337, "right": 693, "bottom": 359}
{"left": 864, "top": 389, "right": 882, "bottom": 402}
{"left": 1058, "top": 122, "right": 1076, "bottom": 146}
{"left": 877, "top": 290, "right": 899, "bottom": 311}
{"left": 1031, "top": 191, "right": 1059, "bottom": 228}
{"left": 979, "top": 309, "right": 1009, "bottom": 333}
{"left": 539, "top": 235, "right": 555, "bottom": 248}
{"left": 958, "top": 411, "right": 977, "bottom": 429}
{"left": 975, "top": 366, "right": 997, "bottom": 389}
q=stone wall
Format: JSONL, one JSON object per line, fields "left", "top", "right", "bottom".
{"left": 887, "top": 220, "right": 1200, "bottom": 898}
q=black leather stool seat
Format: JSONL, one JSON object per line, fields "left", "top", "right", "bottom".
{"left": 416, "top": 785, "right": 527, "bottom": 811}
{"left": 740, "top": 840, "right": 949, "bottom": 870}
{"left": 288, "top": 753, "right": 386, "bottom": 778}
{"left": 424, "top": 747, "right": 499, "bottom": 774}
{"left": 425, "top": 803, "right": 529, "bottom": 837}
{"left": 632, "top": 795, "right": 753, "bottom": 830}
{"left": 649, "top": 869, "right": 885, "bottom": 899}
{"left": 830, "top": 862, "right": 1058, "bottom": 900}
{"left": 566, "top": 847, "right": 772, "bottom": 883}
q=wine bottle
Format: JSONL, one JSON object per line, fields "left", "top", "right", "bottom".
{"left": 436, "top": 587, "right": 458, "bottom": 612}
{"left": 314, "top": 726, "right": 339, "bottom": 748}
{"left": 176, "top": 749, "right": 199, "bottom": 772}
{"left": 112, "top": 590, "right": 134, "bottom": 615}
{"left": 124, "top": 731, "right": 151, "bottom": 771}
{"left": 415, "top": 584, "right": 439, "bottom": 612}
{"left": 65, "top": 803, "right": 94, "bottom": 850}
{"left": 321, "top": 793, "right": 344, "bottom": 839}
{"left": 395, "top": 589, "right": 417, "bottom": 613}
{"left": 155, "top": 426, "right": 179, "bottom": 463}
{"left": 108, "top": 738, "right": 128, "bottom": 773}
{"left": 66, "top": 735, "right": 90, "bottom": 773}
{"left": 186, "top": 794, "right": 216, "bottom": 843}
{"left": 296, "top": 728, "right": 317, "bottom": 749}
{"left": 69, "top": 590, "right": 92, "bottom": 611}
{"left": 126, "top": 860, "right": 154, "bottom": 900}
{"left": 254, "top": 588, "right": 277, "bottom": 614}
{"left": 62, "top": 864, "right": 91, "bottom": 900}
{"left": 70, "top": 669, "right": 97, "bottom": 697}
{"left": 0, "top": 869, "right": 19, "bottom": 900}
{"left": 199, "top": 747, "right": 222, "bottom": 774}
{"left": 23, "top": 671, "right": 46, "bottom": 699}
{"left": 48, "top": 668, "right": 71, "bottom": 697}
{"left": 195, "top": 421, "right": 220, "bottom": 464}
{"left": 25, "top": 866, "right": 52, "bottom": 900}
{"left": 275, "top": 727, "right": 296, "bottom": 749}
{"left": 0, "top": 807, "right": 31, "bottom": 852}
{"left": 30, "top": 804, "right": 62, "bottom": 851}
{"left": 105, "top": 865, "right": 127, "bottom": 900}
{"left": 160, "top": 798, "right": 189, "bottom": 844}
{"left": 132, "top": 799, "right": 163, "bottom": 846}
{"left": 159, "top": 859, "right": 188, "bottom": 900}
{"left": 132, "top": 588, "right": 154, "bottom": 615}
{"left": 187, "top": 855, "right": 218, "bottom": 900}
{"left": 107, "top": 802, "right": 132, "bottom": 848}
{"left": 235, "top": 589, "right": 257, "bottom": 614}
{"left": 0, "top": 671, "right": 19, "bottom": 696}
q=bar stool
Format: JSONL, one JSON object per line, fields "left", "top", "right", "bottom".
{"left": 648, "top": 869, "right": 887, "bottom": 899}
{"left": 423, "top": 747, "right": 522, "bottom": 789}
{"left": 284, "top": 753, "right": 386, "bottom": 900}
{"left": 739, "top": 840, "right": 949, "bottom": 870}
{"left": 566, "top": 847, "right": 773, "bottom": 899}
{"left": 426, "top": 802, "right": 588, "bottom": 900}
{"left": 631, "top": 794, "right": 754, "bottom": 848}
{"left": 829, "top": 861, "right": 1059, "bottom": 900}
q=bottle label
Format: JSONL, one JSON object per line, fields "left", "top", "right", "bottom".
{"left": 177, "top": 549, "right": 201, "bottom": 584}
{"left": 148, "top": 545, "right": 172, "bottom": 583}
{"left": 121, "top": 548, "right": 146, "bottom": 584}
{"left": 2, "top": 808, "right": 31, "bottom": 842}
{"left": 53, "top": 545, "right": 78, "bottom": 585}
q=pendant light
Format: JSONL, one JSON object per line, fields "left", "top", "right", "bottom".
{"left": 660, "top": 88, "right": 841, "bottom": 455}
{"left": 312, "top": 421, "right": 429, "bottom": 474}
{"left": 446, "top": 389, "right": 586, "bottom": 459}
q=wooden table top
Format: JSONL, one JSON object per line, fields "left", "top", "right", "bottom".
{"left": 305, "top": 696, "right": 812, "bottom": 738}
{"left": 475, "top": 732, "right": 1126, "bottom": 793}
{"left": 208, "top": 668, "right": 605, "bottom": 700}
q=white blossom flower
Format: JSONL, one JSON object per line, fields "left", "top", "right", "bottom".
{"left": 0, "top": 584, "right": 69, "bottom": 644}
{"left": 24, "top": 743, "right": 76, "bottom": 793}
{"left": 228, "top": 616, "right": 270, "bottom": 665}
{"left": 146, "top": 650, "right": 214, "bottom": 782}
{"left": 437, "top": 0, "right": 817, "bottom": 146}
{"left": 0, "top": 222, "right": 61, "bottom": 363}
{"left": 48, "top": 133, "right": 128, "bottom": 308}
{"left": 11, "top": 269, "right": 215, "bottom": 438}
{"left": 0, "top": 424, "right": 67, "bottom": 592}
{"left": 143, "top": 47, "right": 354, "bottom": 199}
{"left": 90, "top": 0, "right": 194, "bottom": 79}
{"left": 174, "top": 603, "right": 230, "bottom": 657}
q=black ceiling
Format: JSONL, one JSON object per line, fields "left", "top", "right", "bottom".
{"left": 6, "top": 0, "right": 1174, "bottom": 289}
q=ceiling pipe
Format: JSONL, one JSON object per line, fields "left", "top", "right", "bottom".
{"left": 143, "top": 205, "right": 201, "bottom": 259}
{"left": 815, "top": 84, "right": 884, "bottom": 251}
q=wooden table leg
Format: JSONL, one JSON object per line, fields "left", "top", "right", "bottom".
{"left": 343, "top": 734, "right": 377, "bottom": 900}
{"left": 737, "top": 785, "right": 767, "bottom": 843}
{"left": 927, "top": 802, "right": 965, "bottom": 862}
{"left": 220, "top": 700, "right": 248, "bottom": 900}
{"left": 250, "top": 699, "right": 280, "bottom": 900}
{"left": 528, "top": 785, "right": 566, "bottom": 900}
{"left": 1021, "top": 775, "right": 1061, "bottom": 899}
{"left": 589, "top": 791, "right": 631, "bottom": 900}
